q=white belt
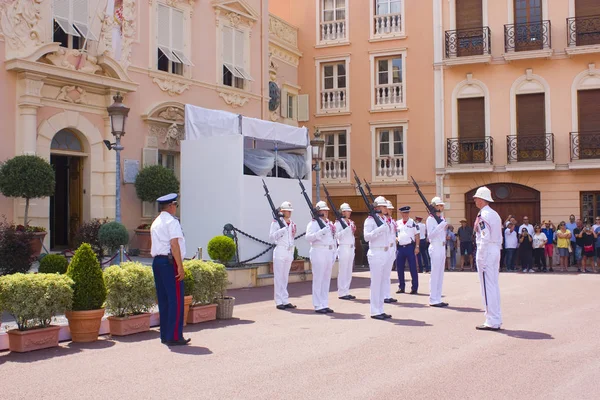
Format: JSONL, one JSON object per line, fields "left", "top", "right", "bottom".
{"left": 430, "top": 241, "right": 445, "bottom": 245}
{"left": 370, "top": 246, "right": 389, "bottom": 252}
{"left": 338, "top": 244, "right": 354, "bottom": 248}
{"left": 276, "top": 245, "right": 294, "bottom": 251}
{"left": 312, "top": 244, "right": 335, "bottom": 250}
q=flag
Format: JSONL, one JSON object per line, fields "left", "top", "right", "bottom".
{"left": 112, "top": 0, "right": 123, "bottom": 60}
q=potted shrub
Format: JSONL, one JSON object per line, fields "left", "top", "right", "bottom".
{"left": 0, "top": 273, "right": 73, "bottom": 352}
{"left": 98, "top": 221, "right": 129, "bottom": 264}
{"left": 183, "top": 260, "right": 217, "bottom": 324}
{"left": 211, "top": 262, "right": 235, "bottom": 320}
{"left": 0, "top": 155, "right": 55, "bottom": 258}
{"left": 0, "top": 219, "right": 35, "bottom": 276}
{"left": 134, "top": 165, "right": 180, "bottom": 257}
{"left": 74, "top": 218, "right": 108, "bottom": 261}
{"left": 65, "top": 243, "right": 107, "bottom": 343}
{"left": 104, "top": 262, "right": 156, "bottom": 336}
{"left": 207, "top": 235, "right": 236, "bottom": 265}
{"left": 182, "top": 266, "right": 194, "bottom": 326}
{"left": 39, "top": 254, "right": 69, "bottom": 274}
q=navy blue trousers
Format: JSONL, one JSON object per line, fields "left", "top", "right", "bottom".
{"left": 396, "top": 244, "right": 418, "bottom": 292}
{"left": 152, "top": 256, "right": 185, "bottom": 342}
{"left": 417, "top": 239, "right": 430, "bottom": 272}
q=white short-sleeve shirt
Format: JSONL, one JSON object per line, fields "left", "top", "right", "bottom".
{"left": 150, "top": 211, "right": 186, "bottom": 258}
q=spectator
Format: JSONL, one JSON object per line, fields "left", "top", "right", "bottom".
{"left": 457, "top": 219, "right": 474, "bottom": 271}
{"left": 574, "top": 219, "right": 584, "bottom": 271}
{"left": 446, "top": 225, "right": 457, "bottom": 271}
{"left": 504, "top": 222, "right": 518, "bottom": 271}
{"left": 504, "top": 215, "right": 514, "bottom": 228}
{"left": 556, "top": 222, "right": 572, "bottom": 272}
{"left": 520, "top": 216, "right": 534, "bottom": 236}
{"left": 593, "top": 216, "right": 600, "bottom": 268}
{"left": 532, "top": 225, "right": 548, "bottom": 272}
{"left": 519, "top": 226, "right": 534, "bottom": 273}
{"left": 580, "top": 224, "right": 596, "bottom": 273}
{"left": 541, "top": 220, "right": 555, "bottom": 272}
{"left": 595, "top": 222, "right": 600, "bottom": 273}
{"left": 565, "top": 215, "right": 577, "bottom": 266}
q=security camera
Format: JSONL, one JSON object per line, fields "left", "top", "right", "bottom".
{"left": 103, "top": 140, "right": 113, "bottom": 150}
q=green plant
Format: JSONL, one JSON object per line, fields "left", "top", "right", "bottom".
{"left": 183, "top": 260, "right": 216, "bottom": 305}
{"left": 0, "top": 155, "right": 55, "bottom": 226}
{"left": 66, "top": 243, "right": 106, "bottom": 311}
{"left": 294, "top": 247, "right": 300, "bottom": 260}
{"left": 134, "top": 165, "right": 180, "bottom": 203}
{"left": 0, "top": 218, "right": 34, "bottom": 276}
{"left": 0, "top": 273, "right": 74, "bottom": 330}
{"left": 74, "top": 219, "right": 108, "bottom": 260}
{"left": 39, "top": 254, "right": 69, "bottom": 274}
{"left": 183, "top": 266, "right": 195, "bottom": 297}
{"left": 103, "top": 262, "right": 156, "bottom": 317}
{"left": 210, "top": 262, "right": 229, "bottom": 299}
{"left": 98, "top": 221, "right": 130, "bottom": 254}
{"left": 207, "top": 235, "right": 236, "bottom": 263}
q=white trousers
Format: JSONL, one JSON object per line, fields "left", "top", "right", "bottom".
{"left": 310, "top": 247, "right": 335, "bottom": 310}
{"left": 476, "top": 244, "right": 503, "bottom": 328}
{"left": 383, "top": 247, "right": 395, "bottom": 299}
{"left": 273, "top": 246, "right": 293, "bottom": 305}
{"left": 428, "top": 243, "right": 446, "bottom": 304}
{"left": 368, "top": 251, "right": 388, "bottom": 316}
{"left": 337, "top": 245, "right": 355, "bottom": 297}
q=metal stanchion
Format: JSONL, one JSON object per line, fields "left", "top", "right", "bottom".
{"left": 119, "top": 245, "right": 124, "bottom": 264}
{"left": 198, "top": 247, "right": 202, "bottom": 260}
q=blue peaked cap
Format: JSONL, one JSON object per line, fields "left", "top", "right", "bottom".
{"left": 157, "top": 193, "right": 178, "bottom": 204}
{"left": 399, "top": 206, "right": 411, "bottom": 212}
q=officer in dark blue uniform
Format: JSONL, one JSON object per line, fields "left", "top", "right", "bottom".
{"left": 150, "top": 193, "right": 190, "bottom": 346}
{"left": 395, "top": 206, "right": 420, "bottom": 294}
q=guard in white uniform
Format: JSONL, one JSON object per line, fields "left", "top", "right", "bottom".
{"left": 473, "top": 186, "right": 503, "bottom": 331}
{"left": 335, "top": 203, "right": 356, "bottom": 300}
{"left": 306, "top": 201, "right": 337, "bottom": 314}
{"left": 426, "top": 196, "right": 449, "bottom": 307}
{"left": 383, "top": 200, "right": 398, "bottom": 304}
{"left": 269, "top": 201, "right": 298, "bottom": 311}
{"left": 364, "top": 196, "right": 393, "bottom": 320}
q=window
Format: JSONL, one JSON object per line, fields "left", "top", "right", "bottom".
{"left": 581, "top": 192, "right": 600, "bottom": 223}
{"left": 325, "top": 131, "right": 347, "bottom": 159}
{"left": 285, "top": 93, "right": 295, "bottom": 119}
{"left": 573, "top": 0, "right": 600, "bottom": 46}
{"left": 374, "top": 56, "right": 404, "bottom": 107}
{"left": 221, "top": 26, "right": 253, "bottom": 89}
{"left": 321, "top": 130, "right": 348, "bottom": 181}
{"left": 157, "top": 4, "right": 193, "bottom": 75}
{"left": 53, "top": 0, "right": 96, "bottom": 49}
{"left": 457, "top": 97, "right": 488, "bottom": 163}
{"left": 321, "top": 62, "right": 347, "bottom": 111}
{"left": 377, "top": 127, "right": 403, "bottom": 158}
{"left": 323, "top": 0, "right": 346, "bottom": 22}
{"left": 372, "top": 0, "right": 403, "bottom": 38}
{"left": 376, "top": 0, "right": 401, "bottom": 15}
{"left": 372, "top": 124, "right": 406, "bottom": 181}
{"left": 319, "top": 0, "right": 347, "bottom": 43}
{"left": 158, "top": 152, "right": 176, "bottom": 172}
{"left": 51, "top": 130, "right": 83, "bottom": 152}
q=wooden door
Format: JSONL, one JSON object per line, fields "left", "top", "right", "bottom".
{"left": 456, "top": 0, "right": 484, "bottom": 56}
{"left": 514, "top": 0, "right": 543, "bottom": 51}
{"left": 68, "top": 157, "right": 83, "bottom": 248}
{"left": 577, "top": 89, "right": 600, "bottom": 158}
{"left": 516, "top": 93, "right": 546, "bottom": 161}
{"left": 465, "top": 183, "right": 540, "bottom": 227}
{"left": 458, "top": 97, "right": 486, "bottom": 163}
{"left": 576, "top": 0, "right": 600, "bottom": 45}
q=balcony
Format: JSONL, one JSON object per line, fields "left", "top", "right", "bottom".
{"left": 321, "top": 158, "right": 348, "bottom": 182}
{"left": 570, "top": 131, "right": 600, "bottom": 162}
{"left": 320, "top": 88, "right": 347, "bottom": 113}
{"left": 444, "top": 27, "right": 492, "bottom": 66}
{"left": 566, "top": 15, "right": 600, "bottom": 56}
{"left": 374, "top": 83, "right": 404, "bottom": 108}
{"left": 319, "top": 20, "right": 346, "bottom": 44}
{"left": 374, "top": 156, "right": 404, "bottom": 181}
{"left": 372, "top": 12, "right": 403, "bottom": 39}
{"left": 506, "top": 133, "right": 554, "bottom": 169}
{"left": 446, "top": 137, "right": 493, "bottom": 167}
{"left": 503, "top": 20, "right": 553, "bottom": 61}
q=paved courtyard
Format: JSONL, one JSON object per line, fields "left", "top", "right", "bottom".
{"left": 1, "top": 271, "right": 599, "bottom": 399}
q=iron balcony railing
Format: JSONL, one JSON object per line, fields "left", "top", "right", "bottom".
{"left": 567, "top": 15, "right": 600, "bottom": 47}
{"left": 504, "top": 20, "right": 551, "bottom": 52}
{"left": 447, "top": 137, "right": 493, "bottom": 166}
{"left": 506, "top": 133, "right": 554, "bottom": 163}
{"left": 445, "top": 27, "right": 491, "bottom": 58}
{"left": 570, "top": 131, "right": 600, "bottom": 161}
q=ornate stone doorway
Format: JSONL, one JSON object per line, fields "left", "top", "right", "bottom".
{"left": 465, "top": 183, "right": 541, "bottom": 225}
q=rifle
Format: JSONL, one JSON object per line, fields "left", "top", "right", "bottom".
{"left": 323, "top": 184, "right": 348, "bottom": 229}
{"left": 297, "top": 178, "right": 326, "bottom": 229}
{"left": 353, "top": 170, "right": 383, "bottom": 227}
{"left": 410, "top": 176, "right": 443, "bottom": 224}
{"left": 364, "top": 179, "right": 376, "bottom": 202}
{"left": 262, "top": 179, "right": 285, "bottom": 228}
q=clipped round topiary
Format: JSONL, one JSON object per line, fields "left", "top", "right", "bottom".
{"left": 39, "top": 254, "right": 69, "bottom": 274}
{"left": 66, "top": 243, "right": 106, "bottom": 311}
{"left": 134, "top": 165, "right": 180, "bottom": 203}
{"left": 207, "top": 235, "right": 236, "bottom": 263}
{"left": 98, "top": 221, "right": 129, "bottom": 254}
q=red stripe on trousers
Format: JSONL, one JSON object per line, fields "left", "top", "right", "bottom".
{"left": 173, "top": 259, "right": 181, "bottom": 341}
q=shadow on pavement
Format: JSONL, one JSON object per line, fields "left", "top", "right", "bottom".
{"left": 168, "top": 345, "right": 213, "bottom": 355}
{"left": 66, "top": 338, "right": 116, "bottom": 350}
{"left": 395, "top": 302, "right": 427, "bottom": 309}
{"left": 498, "top": 329, "right": 554, "bottom": 340}
{"left": 0, "top": 344, "right": 82, "bottom": 364}
{"left": 390, "top": 318, "right": 432, "bottom": 327}
{"left": 184, "top": 318, "right": 255, "bottom": 333}
{"left": 109, "top": 329, "right": 161, "bottom": 343}
{"left": 288, "top": 309, "right": 366, "bottom": 320}
{"left": 446, "top": 306, "right": 482, "bottom": 313}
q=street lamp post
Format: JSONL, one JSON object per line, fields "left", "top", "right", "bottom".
{"left": 310, "top": 129, "right": 325, "bottom": 202}
{"left": 106, "top": 92, "right": 130, "bottom": 223}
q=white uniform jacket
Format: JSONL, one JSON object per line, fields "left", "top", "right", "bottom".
{"left": 475, "top": 205, "right": 503, "bottom": 251}
{"left": 335, "top": 219, "right": 356, "bottom": 246}
{"left": 269, "top": 219, "right": 296, "bottom": 250}
{"left": 397, "top": 218, "right": 418, "bottom": 246}
{"left": 306, "top": 218, "right": 336, "bottom": 249}
{"left": 426, "top": 215, "right": 448, "bottom": 245}
{"left": 364, "top": 215, "right": 392, "bottom": 251}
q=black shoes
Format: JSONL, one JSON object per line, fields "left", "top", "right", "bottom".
{"left": 475, "top": 324, "right": 501, "bottom": 331}
{"left": 382, "top": 313, "right": 392, "bottom": 319}
{"left": 315, "top": 308, "right": 328, "bottom": 314}
{"left": 371, "top": 314, "right": 386, "bottom": 320}
{"left": 325, "top": 308, "right": 334, "bottom": 313}
{"left": 384, "top": 298, "right": 398, "bottom": 303}
{"left": 410, "top": 290, "right": 418, "bottom": 294}
{"left": 430, "top": 302, "right": 449, "bottom": 308}
{"left": 396, "top": 289, "right": 405, "bottom": 294}
{"left": 277, "top": 303, "right": 297, "bottom": 310}
{"left": 276, "top": 304, "right": 286, "bottom": 310}
{"left": 338, "top": 295, "right": 356, "bottom": 300}
{"left": 165, "top": 337, "right": 191, "bottom": 346}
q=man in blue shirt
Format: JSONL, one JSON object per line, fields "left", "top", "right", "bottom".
{"left": 565, "top": 214, "right": 577, "bottom": 266}
{"left": 541, "top": 221, "right": 555, "bottom": 271}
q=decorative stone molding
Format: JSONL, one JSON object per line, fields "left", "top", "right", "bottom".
{"left": 100, "top": 0, "right": 136, "bottom": 70}
{"left": 19, "top": 73, "right": 45, "bottom": 97}
{"left": 148, "top": 123, "right": 184, "bottom": 150}
{"left": 269, "top": 58, "right": 278, "bottom": 81}
{"left": 158, "top": 107, "right": 185, "bottom": 122}
{"left": 268, "top": 43, "right": 300, "bottom": 67}
{"left": 0, "top": 0, "right": 44, "bottom": 55}
{"left": 45, "top": 48, "right": 102, "bottom": 74}
{"left": 56, "top": 86, "right": 87, "bottom": 104}
{"left": 163, "top": 123, "right": 184, "bottom": 148}
{"left": 213, "top": 0, "right": 258, "bottom": 27}
{"left": 152, "top": 76, "right": 190, "bottom": 96}
{"left": 219, "top": 91, "right": 249, "bottom": 108}
{"left": 269, "top": 14, "right": 298, "bottom": 48}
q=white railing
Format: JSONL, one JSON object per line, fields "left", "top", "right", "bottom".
{"left": 320, "top": 20, "right": 346, "bottom": 42}
{"left": 374, "top": 13, "right": 403, "bottom": 36}
{"left": 375, "top": 156, "right": 404, "bottom": 180}
{"left": 321, "top": 159, "right": 348, "bottom": 180}
{"left": 374, "top": 83, "right": 404, "bottom": 106}
{"left": 321, "top": 88, "right": 347, "bottom": 111}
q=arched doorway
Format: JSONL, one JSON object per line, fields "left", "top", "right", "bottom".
{"left": 49, "top": 129, "right": 86, "bottom": 249}
{"left": 465, "top": 183, "right": 540, "bottom": 225}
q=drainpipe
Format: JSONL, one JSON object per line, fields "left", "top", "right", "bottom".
{"left": 261, "top": 0, "right": 265, "bottom": 120}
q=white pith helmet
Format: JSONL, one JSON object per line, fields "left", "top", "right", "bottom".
{"left": 374, "top": 196, "right": 387, "bottom": 207}
{"left": 386, "top": 200, "right": 394, "bottom": 209}
{"left": 315, "top": 201, "right": 330, "bottom": 211}
{"left": 473, "top": 186, "right": 494, "bottom": 202}
{"left": 431, "top": 196, "right": 445, "bottom": 206}
{"left": 340, "top": 203, "right": 352, "bottom": 212}
{"left": 280, "top": 201, "right": 293, "bottom": 211}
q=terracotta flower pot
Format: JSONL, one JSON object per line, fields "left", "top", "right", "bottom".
{"left": 65, "top": 309, "right": 105, "bottom": 343}
{"left": 29, "top": 232, "right": 47, "bottom": 259}
{"left": 134, "top": 229, "right": 152, "bottom": 258}
{"left": 183, "top": 295, "right": 193, "bottom": 327}
{"left": 108, "top": 313, "right": 151, "bottom": 336}
{"left": 187, "top": 304, "right": 217, "bottom": 324}
{"left": 7, "top": 326, "right": 61, "bottom": 353}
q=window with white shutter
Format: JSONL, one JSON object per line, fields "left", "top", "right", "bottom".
{"left": 157, "top": 4, "right": 192, "bottom": 75}
{"left": 222, "top": 25, "right": 253, "bottom": 89}
{"left": 53, "top": 0, "right": 95, "bottom": 49}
